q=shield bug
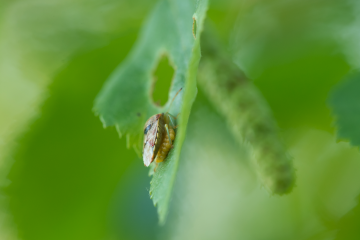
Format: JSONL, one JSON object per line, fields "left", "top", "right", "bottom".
{"left": 142, "top": 88, "right": 182, "bottom": 169}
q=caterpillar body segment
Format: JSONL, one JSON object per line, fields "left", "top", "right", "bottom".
{"left": 197, "top": 32, "right": 295, "bottom": 195}
{"left": 156, "top": 125, "right": 175, "bottom": 163}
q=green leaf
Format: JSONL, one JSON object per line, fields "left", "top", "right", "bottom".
{"left": 94, "top": 0, "right": 208, "bottom": 224}
{"left": 329, "top": 71, "right": 360, "bottom": 240}
{"left": 329, "top": 71, "right": 360, "bottom": 146}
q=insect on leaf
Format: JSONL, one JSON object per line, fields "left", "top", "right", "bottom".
{"left": 93, "top": 0, "right": 208, "bottom": 224}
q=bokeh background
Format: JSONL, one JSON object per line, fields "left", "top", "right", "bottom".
{"left": 1, "top": 0, "right": 360, "bottom": 239}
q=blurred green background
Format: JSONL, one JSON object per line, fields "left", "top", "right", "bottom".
{"left": 1, "top": 0, "right": 360, "bottom": 239}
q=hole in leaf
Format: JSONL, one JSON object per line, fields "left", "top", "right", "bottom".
{"left": 152, "top": 54, "right": 175, "bottom": 106}
{"left": 192, "top": 17, "right": 197, "bottom": 39}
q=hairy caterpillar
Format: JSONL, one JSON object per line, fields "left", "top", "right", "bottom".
{"left": 197, "top": 32, "right": 295, "bottom": 195}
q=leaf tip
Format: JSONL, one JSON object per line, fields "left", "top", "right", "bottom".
{"left": 115, "top": 124, "right": 122, "bottom": 138}
{"left": 133, "top": 144, "right": 141, "bottom": 157}
{"left": 126, "top": 134, "right": 131, "bottom": 149}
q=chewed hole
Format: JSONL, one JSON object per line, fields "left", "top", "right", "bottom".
{"left": 152, "top": 54, "right": 175, "bottom": 106}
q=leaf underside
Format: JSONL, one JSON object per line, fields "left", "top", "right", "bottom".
{"left": 329, "top": 71, "right": 360, "bottom": 147}
{"left": 94, "top": 0, "right": 208, "bottom": 224}
{"left": 329, "top": 73, "right": 360, "bottom": 240}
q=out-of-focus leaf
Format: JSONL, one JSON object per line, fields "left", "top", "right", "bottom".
{"left": 227, "top": 0, "right": 351, "bottom": 133}
{"left": 0, "top": 1, "right": 155, "bottom": 239}
{"left": 6, "top": 37, "right": 157, "bottom": 240}
{"left": 162, "top": 93, "right": 360, "bottom": 239}
{"left": 329, "top": 71, "right": 360, "bottom": 146}
{"left": 230, "top": 0, "right": 353, "bottom": 78}
{"left": 329, "top": 71, "right": 360, "bottom": 240}
{"left": 335, "top": 196, "right": 360, "bottom": 240}
{"left": 94, "top": 0, "right": 208, "bottom": 224}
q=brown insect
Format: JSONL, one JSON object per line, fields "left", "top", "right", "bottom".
{"left": 142, "top": 88, "right": 182, "bottom": 169}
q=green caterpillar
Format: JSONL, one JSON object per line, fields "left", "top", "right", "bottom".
{"left": 197, "top": 32, "right": 295, "bottom": 195}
